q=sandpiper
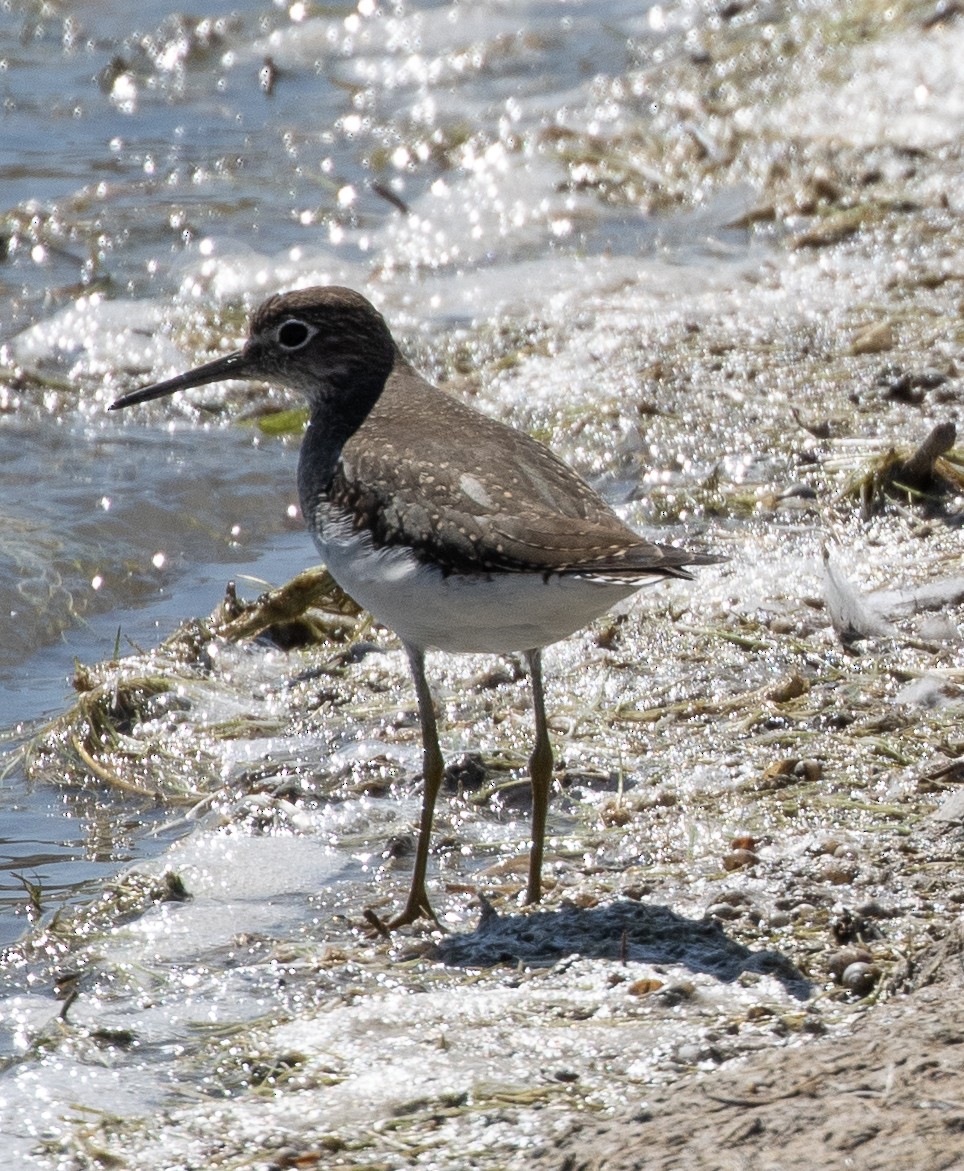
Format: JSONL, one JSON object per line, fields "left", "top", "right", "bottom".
{"left": 111, "top": 286, "right": 718, "bottom": 928}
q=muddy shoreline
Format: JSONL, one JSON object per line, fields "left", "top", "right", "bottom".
{"left": 4, "top": 2, "right": 964, "bottom": 1167}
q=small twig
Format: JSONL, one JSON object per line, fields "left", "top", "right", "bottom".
{"left": 704, "top": 1073, "right": 825, "bottom": 1108}
{"left": 897, "top": 421, "right": 956, "bottom": 487}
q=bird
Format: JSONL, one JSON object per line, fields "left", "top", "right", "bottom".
{"left": 110, "top": 286, "right": 718, "bottom": 929}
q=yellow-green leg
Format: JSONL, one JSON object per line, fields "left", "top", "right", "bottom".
{"left": 525, "top": 648, "right": 553, "bottom": 905}
{"left": 386, "top": 643, "right": 444, "bottom": 928}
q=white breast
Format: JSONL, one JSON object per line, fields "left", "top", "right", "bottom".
{"left": 312, "top": 512, "right": 641, "bottom": 654}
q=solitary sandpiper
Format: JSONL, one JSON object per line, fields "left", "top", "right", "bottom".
{"left": 110, "top": 286, "right": 718, "bottom": 928}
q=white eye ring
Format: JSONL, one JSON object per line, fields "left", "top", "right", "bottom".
{"left": 276, "top": 318, "right": 316, "bottom": 350}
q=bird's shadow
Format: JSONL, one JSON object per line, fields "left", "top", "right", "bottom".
{"left": 432, "top": 898, "right": 811, "bottom": 1000}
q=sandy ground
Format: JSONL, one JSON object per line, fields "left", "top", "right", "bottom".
{"left": 529, "top": 924, "right": 964, "bottom": 1171}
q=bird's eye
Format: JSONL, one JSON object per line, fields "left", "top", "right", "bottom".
{"left": 277, "top": 319, "right": 313, "bottom": 349}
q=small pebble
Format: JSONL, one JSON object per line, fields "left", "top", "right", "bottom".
{"left": 730, "top": 834, "right": 757, "bottom": 851}
{"left": 673, "top": 1042, "right": 702, "bottom": 1065}
{"left": 600, "top": 801, "right": 634, "bottom": 827}
{"left": 777, "top": 483, "right": 818, "bottom": 502}
{"left": 768, "top": 615, "right": 797, "bottom": 633}
{"left": 841, "top": 962, "right": 880, "bottom": 996}
{"left": 794, "top": 758, "right": 822, "bottom": 782}
{"left": 655, "top": 982, "right": 696, "bottom": 1007}
{"left": 818, "top": 857, "right": 858, "bottom": 885}
{"left": 763, "top": 756, "right": 800, "bottom": 781}
{"left": 767, "top": 674, "right": 809, "bottom": 703}
{"left": 627, "top": 978, "right": 664, "bottom": 997}
{"left": 850, "top": 320, "right": 894, "bottom": 355}
{"left": 828, "top": 946, "right": 873, "bottom": 981}
{"left": 722, "top": 848, "right": 759, "bottom": 871}
{"left": 707, "top": 902, "right": 742, "bottom": 921}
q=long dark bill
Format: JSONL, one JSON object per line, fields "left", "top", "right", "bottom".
{"left": 108, "top": 349, "right": 252, "bottom": 411}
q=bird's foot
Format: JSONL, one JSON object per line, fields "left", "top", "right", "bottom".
{"left": 363, "top": 890, "right": 444, "bottom": 935}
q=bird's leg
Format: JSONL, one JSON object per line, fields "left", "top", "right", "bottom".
{"left": 384, "top": 643, "right": 445, "bottom": 929}
{"left": 525, "top": 648, "right": 553, "bottom": 905}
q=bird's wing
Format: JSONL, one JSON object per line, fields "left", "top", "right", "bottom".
{"left": 336, "top": 370, "right": 711, "bottom": 578}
